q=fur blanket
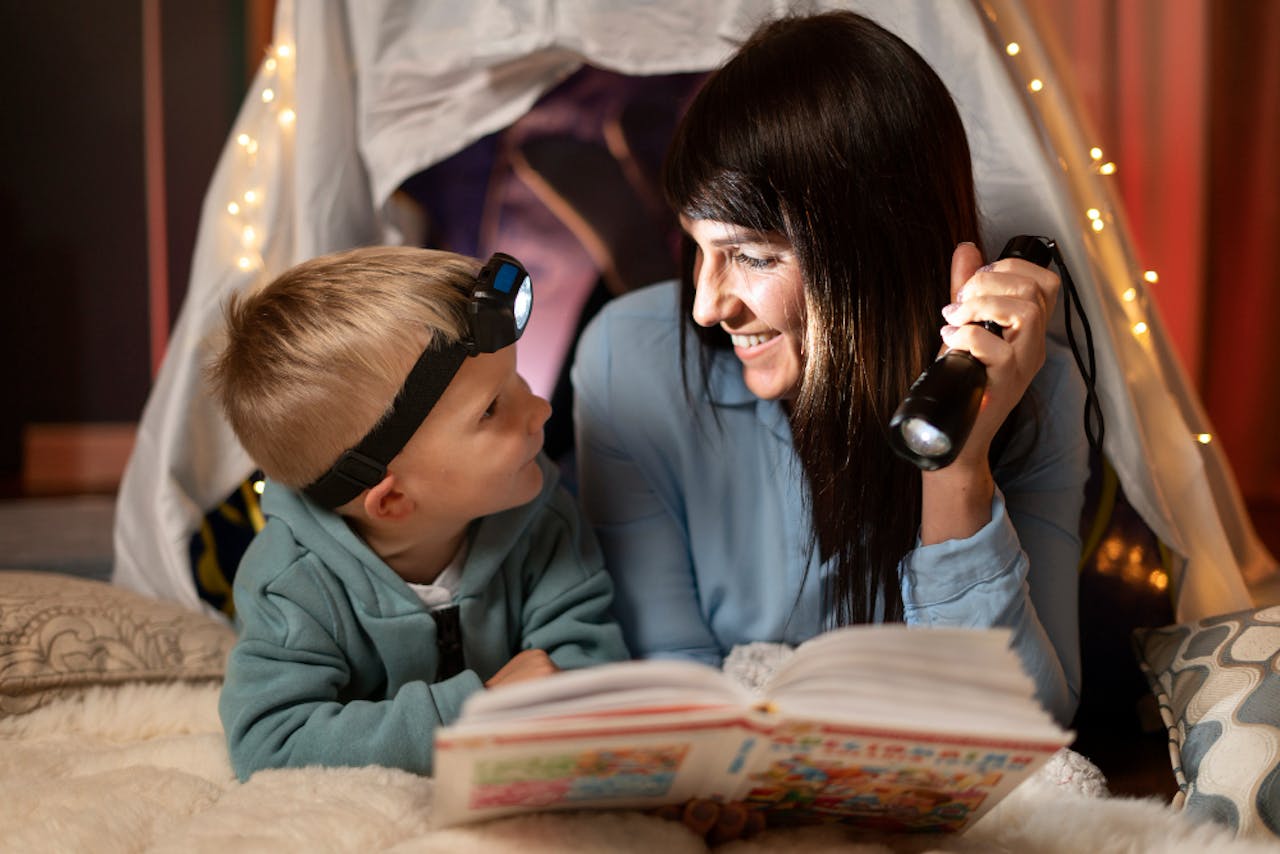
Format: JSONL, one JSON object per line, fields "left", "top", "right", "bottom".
{"left": 1, "top": 679, "right": 1274, "bottom": 854}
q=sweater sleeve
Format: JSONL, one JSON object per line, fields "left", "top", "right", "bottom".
{"left": 899, "top": 349, "right": 1088, "bottom": 726}
{"left": 218, "top": 559, "right": 482, "bottom": 781}
{"left": 516, "top": 484, "right": 631, "bottom": 669}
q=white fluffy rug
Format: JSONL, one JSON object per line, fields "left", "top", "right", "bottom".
{"left": 1, "top": 678, "right": 1275, "bottom": 853}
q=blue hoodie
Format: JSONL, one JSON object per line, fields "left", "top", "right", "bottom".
{"left": 219, "top": 454, "right": 629, "bottom": 780}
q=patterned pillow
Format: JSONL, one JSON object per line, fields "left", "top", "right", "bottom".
{"left": 0, "top": 570, "right": 236, "bottom": 715}
{"left": 1133, "top": 605, "right": 1280, "bottom": 841}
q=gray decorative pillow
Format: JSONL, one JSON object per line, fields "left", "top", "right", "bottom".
{"left": 1133, "top": 605, "right": 1280, "bottom": 841}
{"left": 0, "top": 570, "right": 236, "bottom": 715}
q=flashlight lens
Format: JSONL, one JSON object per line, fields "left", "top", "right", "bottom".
{"left": 513, "top": 276, "right": 532, "bottom": 332}
{"left": 901, "top": 417, "right": 951, "bottom": 458}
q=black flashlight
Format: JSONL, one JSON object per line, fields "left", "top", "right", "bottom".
{"left": 887, "top": 236, "right": 1054, "bottom": 471}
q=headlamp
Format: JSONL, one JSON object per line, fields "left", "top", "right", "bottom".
{"left": 302, "top": 252, "right": 533, "bottom": 509}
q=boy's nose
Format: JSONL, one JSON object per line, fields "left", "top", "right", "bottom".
{"left": 529, "top": 394, "right": 552, "bottom": 433}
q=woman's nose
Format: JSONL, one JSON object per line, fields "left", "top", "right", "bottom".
{"left": 690, "top": 262, "right": 734, "bottom": 328}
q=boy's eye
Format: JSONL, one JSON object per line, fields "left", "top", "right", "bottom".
{"left": 732, "top": 251, "right": 777, "bottom": 270}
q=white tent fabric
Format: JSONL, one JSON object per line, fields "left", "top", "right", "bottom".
{"left": 114, "top": 0, "right": 1276, "bottom": 622}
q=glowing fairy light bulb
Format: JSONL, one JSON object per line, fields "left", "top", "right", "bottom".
{"left": 227, "top": 201, "right": 241, "bottom": 216}
{"left": 1122, "top": 288, "right": 1137, "bottom": 302}
{"left": 237, "top": 133, "right": 251, "bottom": 147}
{"left": 1028, "top": 78, "right": 1044, "bottom": 93}
{"left": 1148, "top": 570, "right": 1169, "bottom": 592}
{"left": 1197, "top": 433, "right": 1212, "bottom": 444}
{"left": 1091, "top": 219, "right": 1105, "bottom": 232}
{"left": 1006, "top": 42, "right": 1021, "bottom": 56}
{"left": 1144, "top": 270, "right": 1159, "bottom": 284}
{"left": 1100, "top": 162, "right": 1117, "bottom": 175}
{"left": 242, "top": 225, "right": 256, "bottom": 246}
{"left": 1090, "top": 147, "right": 1103, "bottom": 160}
{"left": 253, "top": 480, "right": 266, "bottom": 495}
{"left": 278, "top": 108, "right": 296, "bottom": 127}
{"left": 1132, "top": 321, "right": 1149, "bottom": 335}
{"left": 262, "top": 88, "right": 276, "bottom": 103}
{"left": 276, "top": 44, "right": 292, "bottom": 59}
{"left": 243, "top": 190, "right": 258, "bottom": 205}
{"left": 237, "top": 255, "right": 254, "bottom": 271}
{"left": 264, "top": 57, "right": 277, "bottom": 72}
{"left": 1086, "top": 208, "right": 1101, "bottom": 220}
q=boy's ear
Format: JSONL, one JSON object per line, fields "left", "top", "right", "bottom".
{"left": 362, "top": 473, "right": 415, "bottom": 521}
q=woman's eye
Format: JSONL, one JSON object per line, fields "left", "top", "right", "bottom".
{"left": 732, "top": 252, "right": 776, "bottom": 270}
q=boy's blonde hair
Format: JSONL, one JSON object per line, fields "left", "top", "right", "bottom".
{"left": 208, "top": 246, "right": 478, "bottom": 488}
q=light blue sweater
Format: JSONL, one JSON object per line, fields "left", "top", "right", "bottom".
{"left": 572, "top": 283, "right": 1088, "bottom": 725}
{"left": 219, "top": 454, "right": 629, "bottom": 780}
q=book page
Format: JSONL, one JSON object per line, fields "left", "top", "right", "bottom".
{"left": 454, "top": 658, "right": 745, "bottom": 727}
{"left": 764, "top": 626, "right": 1065, "bottom": 741}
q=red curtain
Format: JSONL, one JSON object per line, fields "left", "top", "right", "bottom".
{"left": 1029, "top": 0, "right": 1280, "bottom": 515}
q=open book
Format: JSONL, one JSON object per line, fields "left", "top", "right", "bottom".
{"left": 433, "top": 626, "right": 1070, "bottom": 833}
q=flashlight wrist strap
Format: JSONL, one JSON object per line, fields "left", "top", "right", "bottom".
{"left": 302, "top": 341, "right": 468, "bottom": 509}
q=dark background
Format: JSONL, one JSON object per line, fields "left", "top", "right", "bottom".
{"left": 0, "top": 1, "right": 254, "bottom": 490}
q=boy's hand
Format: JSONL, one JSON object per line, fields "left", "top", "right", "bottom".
{"left": 485, "top": 649, "right": 559, "bottom": 688}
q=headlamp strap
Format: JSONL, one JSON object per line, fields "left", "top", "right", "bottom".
{"left": 302, "top": 341, "right": 467, "bottom": 509}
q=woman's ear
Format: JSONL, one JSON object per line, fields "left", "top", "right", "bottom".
{"left": 362, "top": 473, "right": 415, "bottom": 521}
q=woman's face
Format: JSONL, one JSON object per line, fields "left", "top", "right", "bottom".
{"left": 683, "top": 216, "right": 807, "bottom": 400}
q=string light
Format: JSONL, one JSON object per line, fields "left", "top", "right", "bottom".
{"left": 1091, "top": 219, "right": 1105, "bottom": 232}
{"left": 1122, "top": 288, "right": 1137, "bottom": 302}
{"left": 1148, "top": 570, "right": 1169, "bottom": 592}
{"left": 1006, "top": 42, "right": 1021, "bottom": 56}
{"left": 1099, "top": 162, "right": 1117, "bottom": 175}
{"left": 1197, "top": 433, "right": 1213, "bottom": 444}
{"left": 253, "top": 479, "right": 266, "bottom": 495}
{"left": 1143, "top": 270, "right": 1159, "bottom": 284}
{"left": 1086, "top": 208, "right": 1101, "bottom": 220}
{"left": 1132, "top": 321, "right": 1149, "bottom": 335}
{"left": 1027, "top": 78, "right": 1044, "bottom": 93}
{"left": 221, "top": 39, "right": 297, "bottom": 275}
{"left": 1090, "top": 147, "right": 1104, "bottom": 160}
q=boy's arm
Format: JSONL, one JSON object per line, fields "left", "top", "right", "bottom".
{"left": 219, "top": 570, "right": 482, "bottom": 781}
{"left": 516, "top": 485, "right": 631, "bottom": 669}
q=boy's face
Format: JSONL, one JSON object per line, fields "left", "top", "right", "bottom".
{"left": 393, "top": 345, "right": 551, "bottom": 523}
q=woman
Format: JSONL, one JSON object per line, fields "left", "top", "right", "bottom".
{"left": 572, "top": 10, "right": 1088, "bottom": 725}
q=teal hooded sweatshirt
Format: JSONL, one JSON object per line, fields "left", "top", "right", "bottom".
{"left": 219, "top": 455, "right": 629, "bottom": 780}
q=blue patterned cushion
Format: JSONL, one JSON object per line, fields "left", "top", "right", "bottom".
{"left": 1133, "top": 605, "right": 1280, "bottom": 841}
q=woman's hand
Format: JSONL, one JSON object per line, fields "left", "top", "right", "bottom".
{"left": 919, "top": 242, "right": 1060, "bottom": 545}
{"left": 652, "top": 798, "right": 767, "bottom": 845}
{"left": 484, "top": 649, "right": 559, "bottom": 688}
{"left": 939, "top": 242, "right": 1060, "bottom": 461}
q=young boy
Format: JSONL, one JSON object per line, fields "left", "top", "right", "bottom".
{"left": 208, "top": 246, "right": 628, "bottom": 781}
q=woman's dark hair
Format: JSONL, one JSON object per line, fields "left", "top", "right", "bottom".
{"left": 664, "top": 11, "right": 985, "bottom": 625}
